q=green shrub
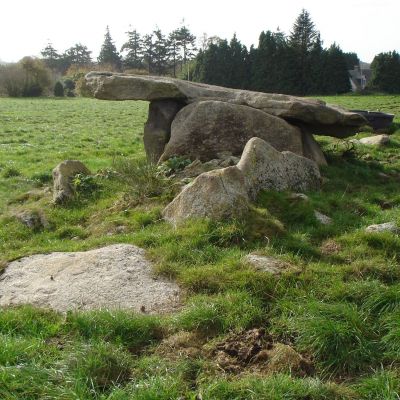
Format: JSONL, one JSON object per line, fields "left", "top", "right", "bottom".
{"left": 71, "top": 173, "right": 99, "bottom": 199}
{"left": 53, "top": 81, "right": 64, "bottom": 97}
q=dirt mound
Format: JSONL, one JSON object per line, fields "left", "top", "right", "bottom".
{"left": 213, "top": 328, "right": 313, "bottom": 377}
{"left": 0, "top": 244, "right": 180, "bottom": 314}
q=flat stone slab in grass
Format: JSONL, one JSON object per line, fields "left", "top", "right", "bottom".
{"left": 0, "top": 244, "right": 180, "bottom": 314}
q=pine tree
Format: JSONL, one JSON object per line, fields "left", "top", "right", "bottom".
{"left": 289, "top": 9, "right": 321, "bottom": 95}
{"left": 152, "top": 29, "right": 169, "bottom": 75}
{"left": 142, "top": 33, "right": 155, "bottom": 74}
{"left": 227, "top": 34, "right": 249, "bottom": 89}
{"left": 289, "top": 9, "right": 319, "bottom": 52}
{"left": 175, "top": 24, "right": 196, "bottom": 80}
{"left": 322, "top": 44, "right": 351, "bottom": 94}
{"left": 168, "top": 29, "right": 181, "bottom": 77}
{"left": 98, "top": 26, "right": 122, "bottom": 71}
{"left": 41, "top": 42, "right": 60, "bottom": 70}
{"left": 121, "top": 29, "right": 143, "bottom": 69}
{"left": 63, "top": 44, "right": 92, "bottom": 67}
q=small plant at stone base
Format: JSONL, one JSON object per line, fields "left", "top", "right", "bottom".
{"left": 326, "top": 139, "right": 359, "bottom": 160}
{"left": 113, "top": 157, "right": 171, "bottom": 204}
{"left": 71, "top": 173, "right": 99, "bottom": 199}
{"left": 159, "top": 156, "right": 192, "bottom": 176}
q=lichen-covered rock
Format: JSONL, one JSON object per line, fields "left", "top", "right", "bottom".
{"left": 237, "top": 137, "right": 321, "bottom": 199}
{"left": 160, "top": 100, "right": 304, "bottom": 162}
{"left": 162, "top": 166, "right": 249, "bottom": 226}
{"left": 52, "top": 160, "right": 91, "bottom": 204}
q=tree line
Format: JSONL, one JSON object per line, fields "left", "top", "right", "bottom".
{"left": 193, "top": 10, "right": 351, "bottom": 95}
{"left": 1, "top": 10, "right": 400, "bottom": 97}
{"left": 40, "top": 23, "right": 196, "bottom": 78}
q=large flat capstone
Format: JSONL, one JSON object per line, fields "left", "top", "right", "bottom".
{"left": 84, "top": 72, "right": 367, "bottom": 137}
{"left": 0, "top": 244, "right": 180, "bottom": 313}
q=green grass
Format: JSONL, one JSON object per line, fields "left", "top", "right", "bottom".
{"left": 1, "top": 95, "right": 400, "bottom": 398}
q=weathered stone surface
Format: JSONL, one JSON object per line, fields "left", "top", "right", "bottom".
{"left": 0, "top": 244, "right": 180, "bottom": 313}
{"left": 301, "top": 131, "right": 327, "bottom": 166}
{"left": 163, "top": 166, "right": 249, "bottom": 226}
{"left": 237, "top": 137, "right": 321, "bottom": 199}
{"left": 52, "top": 160, "right": 91, "bottom": 204}
{"left": 359, "top": 134, "right": 390, "bottom": 146}
{"left": 160, "top": 100, "right": 304, "bottom": 162}
{"left": 244, "top": 254, "right": 291, "bottom": 275}
{"left": 144, "top": 100, "right": 183, "bottom": 162}
{"left": 365, "top": 222, "right": 398, "bottom": 233}
{"left": 14, "top": 210, "right": 48, "bottom": 231}
{"left": 163, "top": 137, "right": 321, "bottom": 225}
{"left": 84, "top": 72, "right": 367, "bottom": 137}
{"left": 177, "top": 156, "right": 239, "bottom": 179}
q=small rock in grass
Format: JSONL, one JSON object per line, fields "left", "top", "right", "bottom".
{"left": 14, "top": 210, "right": 48, "bottom": 231}
{"left": 244, "top": 254, "right": 290, "bottom": 275}
{"left": 365, "top": 222, "right": 398, "bottom": 233}
{"left": 289, "top": 193, "right": 310, "bottom": 202}
{"left": 359, "top": 134, "right": 390, "bottom": 146}
{"left": 378, "top": 172, "right": 390, "bottom": 180}
{"left": 314, "top": 210, "right": 332, "bottom": 225}
{"left": 53, "top": 160, "right": 91, "bottom": 204}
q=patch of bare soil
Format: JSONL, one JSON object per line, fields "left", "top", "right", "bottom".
{"left": 212, "top": 328, "right": 314, "bottom": 377}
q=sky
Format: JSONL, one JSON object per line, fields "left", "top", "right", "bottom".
{"left": 1, "top": 0, "right": 399, "bottom": 63}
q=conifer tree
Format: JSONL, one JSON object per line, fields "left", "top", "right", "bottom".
{"left": 168, "top": 29, "right": 181, "bottom": 77}
{"left": 98, "top": 26, "right": 122, "bottom": 71}
{"left": 121, "top": 29, "right": 143, "bottom": 69}
{"left": 41, "top": 42, "right": 60, "bottom": 70}
{"left": 322, "top": 43, "right": 351, "bottom": 94}
{"left": 142, "top": 33, "right": 155, "bottom": 74}
{"left": 152, "top": 29, "right": 170, "bottom": 75}
{"left": 175, "top": 24, "right": 196, "bottom": 79}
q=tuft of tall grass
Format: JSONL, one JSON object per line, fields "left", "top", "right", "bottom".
{"left": 64, "top": 341, "right": 133, "bottom": 393}
{"left": 200, "top": 374, "right": 355, "bottom": 400}
{"left": 174, "top": 290, "right": 264, "bottom": 336}
{"left": 355, "top": 369, "right": 400, "bottom": 400}
{"left": 0, "top": 306, "right": 62, "bottom": 338}
{"left": 272, "top": 300, "right": 379, "bottom": 375}
{"left": 113, "top": 157, "right": 172, "bottom": 204}
{"left": 65, "top": 309, "right": 164, "bottom": 352}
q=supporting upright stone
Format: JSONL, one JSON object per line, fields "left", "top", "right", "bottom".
{"left": 144, "top": 100, "right": 183, "bottom": 162}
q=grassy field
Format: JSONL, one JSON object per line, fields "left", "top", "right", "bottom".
{"left": 1, "top": 95, "right": 400, "bottom": 399}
